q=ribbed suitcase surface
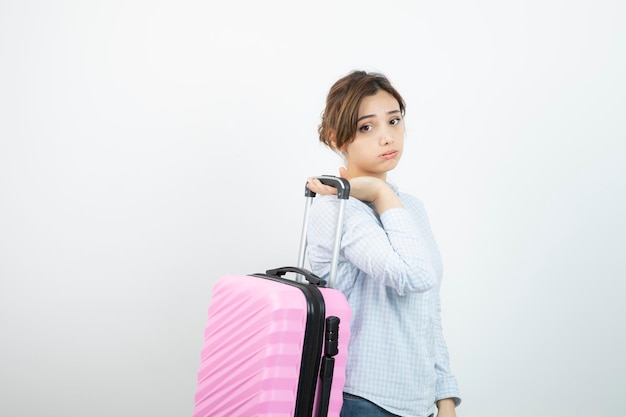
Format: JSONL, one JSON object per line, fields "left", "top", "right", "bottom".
{"left": 192, "top": 274, "right": 351, "bottom": 417}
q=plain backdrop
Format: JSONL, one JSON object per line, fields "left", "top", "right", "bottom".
{"left": 1, "top": 1, "right": 624, "bottom": 416}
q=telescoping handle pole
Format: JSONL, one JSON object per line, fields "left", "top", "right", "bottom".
{"left": 296, "top": 175, "right": 350, "bottom": 288}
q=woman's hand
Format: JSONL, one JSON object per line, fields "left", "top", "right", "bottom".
{"left": 307, "top": 167, "right": 383, "bottom": 201}
{"left": 306, "top": 176, "right": 343, "bottom": 197}
{"left": 306, "top": 167, "right": 350, "bottom": 195}
{"left": 306, "top": 168, "right": 403, "bottom": 214}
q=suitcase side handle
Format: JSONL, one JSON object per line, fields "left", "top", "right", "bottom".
{"left": 265, "top": 266, "right": 327, "bottom": 287}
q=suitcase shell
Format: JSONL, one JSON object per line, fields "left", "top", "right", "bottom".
{"left": 192, "top": 176, "right": 352, "bottom": 417}
{"left": 192, "top": 274, "right": 351, "bottom": 417}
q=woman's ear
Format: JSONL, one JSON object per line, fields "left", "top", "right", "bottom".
{"left": 329, "top": 130, "right": 339, "bottom": 151}
{"left": 329, "top": 130, "right": 349, "bottom": 155}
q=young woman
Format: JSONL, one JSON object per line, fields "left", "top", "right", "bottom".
{"left": 306, "top": 70, "right": 461, "bottom": 417}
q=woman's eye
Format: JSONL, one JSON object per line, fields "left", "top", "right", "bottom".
{"left": 359, "top": 125, "right": 372, "bottom": 132}
{"left": 390, "top": 118, "right": 401, "bottom": 125}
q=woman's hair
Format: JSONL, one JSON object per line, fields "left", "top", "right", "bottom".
{"left": 318, "top": 70, "right": 406, "bottom": 150}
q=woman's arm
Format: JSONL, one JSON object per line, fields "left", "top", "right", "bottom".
{"left": 433, "top": 297, "right": 462, "bottom": 410}
{"left": 307, "top": 180, "right": 437, "bottom": 295}
{"left": 436, "top": 398, "right": 457, "bottom": 417}
{"left": 307, "top": 175, "right": 403, "bottom": 214}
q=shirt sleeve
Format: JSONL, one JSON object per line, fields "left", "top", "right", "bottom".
{"left": 309, "top": 196, "right": 437, "bottom": 295}
{"left": 433, "top": 296, "right": 462, "bottom": 406}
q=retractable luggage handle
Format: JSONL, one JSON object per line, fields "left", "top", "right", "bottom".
{"left": 296, "top": 175, "right": 350, "bottom": 288}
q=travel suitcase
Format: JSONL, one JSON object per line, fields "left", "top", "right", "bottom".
{"left": 192, "top": 176, "right": 352, "bottom": 417}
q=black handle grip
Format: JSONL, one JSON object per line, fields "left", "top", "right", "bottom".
{"left": 305, "top": 175, "right": 351, "bottom": 200}
{"left": 265, "top": 266, "right": 327, "bottom": 287}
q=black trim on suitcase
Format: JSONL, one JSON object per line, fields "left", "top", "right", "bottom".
{"left": 252, "top": 272, "right": 327, "bottom": 417}
{"left": 317, "top": 316, "right": 340, "bottom": 417}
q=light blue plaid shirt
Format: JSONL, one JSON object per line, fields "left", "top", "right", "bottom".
{"left": 306, "top": 183, "right": 461, "bottom": 417}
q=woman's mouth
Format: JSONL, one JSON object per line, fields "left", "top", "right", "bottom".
{"left": 380, "top": 150, "right": 398, "bottom": 160}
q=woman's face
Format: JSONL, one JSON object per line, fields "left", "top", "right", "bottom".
{"left": 340, "top": 90, "right": 405, "bottom": 180}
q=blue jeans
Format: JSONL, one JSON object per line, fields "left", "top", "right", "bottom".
{"left": 340, "top": 393, "right": 435, "bottom": 417}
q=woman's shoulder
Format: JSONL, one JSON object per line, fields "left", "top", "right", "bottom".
{"left": 310, "top": 194, "right": 378, "bottom": 226}
{"left": 395, "top": 187, "right": 423, "bottom": 207}
{"left": 395, "top": 189, "right": 431, "bottom": 221}
{"left": 311, "top": 194, "right": 372, "bottom": 209}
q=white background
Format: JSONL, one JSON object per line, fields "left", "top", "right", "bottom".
{"left": 1, "top": 1, "right": 624, "bottom": 416}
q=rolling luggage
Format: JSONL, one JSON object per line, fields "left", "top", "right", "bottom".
{"left": 192, "top": 176, "right": 352, "bottom": 417}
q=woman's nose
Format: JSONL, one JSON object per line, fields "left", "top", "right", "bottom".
{"left": 379, "top": 127, "right": 393, "bottom": 145}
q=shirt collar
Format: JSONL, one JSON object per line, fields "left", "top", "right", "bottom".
{"left": 387, "top": 181, "right": 400, "bottom": 195}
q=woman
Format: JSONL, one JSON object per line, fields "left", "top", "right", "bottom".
{"left": 306, "top": 70, "right": 461, "bottom": 417}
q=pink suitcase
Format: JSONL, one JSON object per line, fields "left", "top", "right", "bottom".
{"left": 192, "top": 176, "right": 352, "bottom": 417}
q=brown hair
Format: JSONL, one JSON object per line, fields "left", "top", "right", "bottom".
{"left": 318, "top": 70, "right": 406, "bottom": 150}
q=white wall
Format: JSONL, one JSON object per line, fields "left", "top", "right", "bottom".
{"left": 1, "top": 1, "right": 624, "bottom": 416}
